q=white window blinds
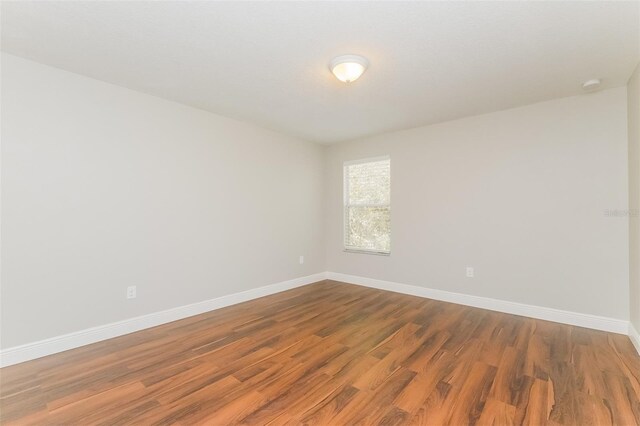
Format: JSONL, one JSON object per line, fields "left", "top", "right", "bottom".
{"left": 344, "top": 157, "right": 391, "bottom": 254}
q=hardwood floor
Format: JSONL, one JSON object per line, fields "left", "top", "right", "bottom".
{"left": 1, "top": 280, "right": 639, "bottom": 425}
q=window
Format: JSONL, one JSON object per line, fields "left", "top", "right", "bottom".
{"left": 344, "top": 157, "right": 391, "bottom": 254}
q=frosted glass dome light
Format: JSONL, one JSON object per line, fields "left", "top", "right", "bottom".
{"left": 330, "top": 55, "right": 369, "bottom": 83}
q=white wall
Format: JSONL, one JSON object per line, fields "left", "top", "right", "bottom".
{"left": 629, "top": 63, "right": 640, "bottom": 331}
{"left": 0, "top": 54, "right": 326, "bottom": 349}
{"left": 325, "top": 88, "right": 630, "bottom": 320}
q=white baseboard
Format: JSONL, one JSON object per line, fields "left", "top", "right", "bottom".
{"left": 630, "top": 323, "right": 640, "bottom": 356}
{"left": 326, "top": 272, "right": 629, "bottom": 335}
{"left": 2, "top": 271, "right": 635, "bottom": 368}
{"left": 0, "top": 272, "right": 327, "bottom": 368}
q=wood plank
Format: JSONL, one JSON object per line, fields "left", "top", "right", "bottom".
{"left": 0, "top": 280, "right": 638, "bottom": 425}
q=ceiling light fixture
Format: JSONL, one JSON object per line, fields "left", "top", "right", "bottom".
{"left": 582, "top": 78, "right": 601, "bottom": 91}
{"left": 330, "top": 55, "right": 369, "bottom": 83}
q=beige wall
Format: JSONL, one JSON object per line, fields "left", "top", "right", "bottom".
{"left": 0, "top": 54, "right": 326, "bottom": 348}
{"left": 1, "top": 52, "right": 634, "bottom": 351}
{"left": 325, "top": 88, "right": 630, "bottom": 320}
{"left": 629, "top": 63, "right": 640, "bottom": 331}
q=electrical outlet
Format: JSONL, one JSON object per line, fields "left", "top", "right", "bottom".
{"left": 127, "top": 286, "right": 137, "bottom": 299}
{"left": 466, "top": 267, "right": 474, "bottom": 278}
{"left": 299, "top": 255, "right": 304, "bottom": 265}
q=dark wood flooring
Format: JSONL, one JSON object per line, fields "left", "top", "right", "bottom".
{"left": 1, "top": 280, "right": 639, "bottom": 425}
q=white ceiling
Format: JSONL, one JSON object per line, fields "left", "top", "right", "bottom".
{"left": 2, "top": 1, "right": 639, "bottom": 144}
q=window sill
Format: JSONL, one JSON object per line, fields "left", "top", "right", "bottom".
{"left": 343, "top": 249, "right": 390, "bottom": 256}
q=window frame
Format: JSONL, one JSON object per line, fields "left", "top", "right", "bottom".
{"left": 343, "top": 156, "right": 391, "bottom": 256}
